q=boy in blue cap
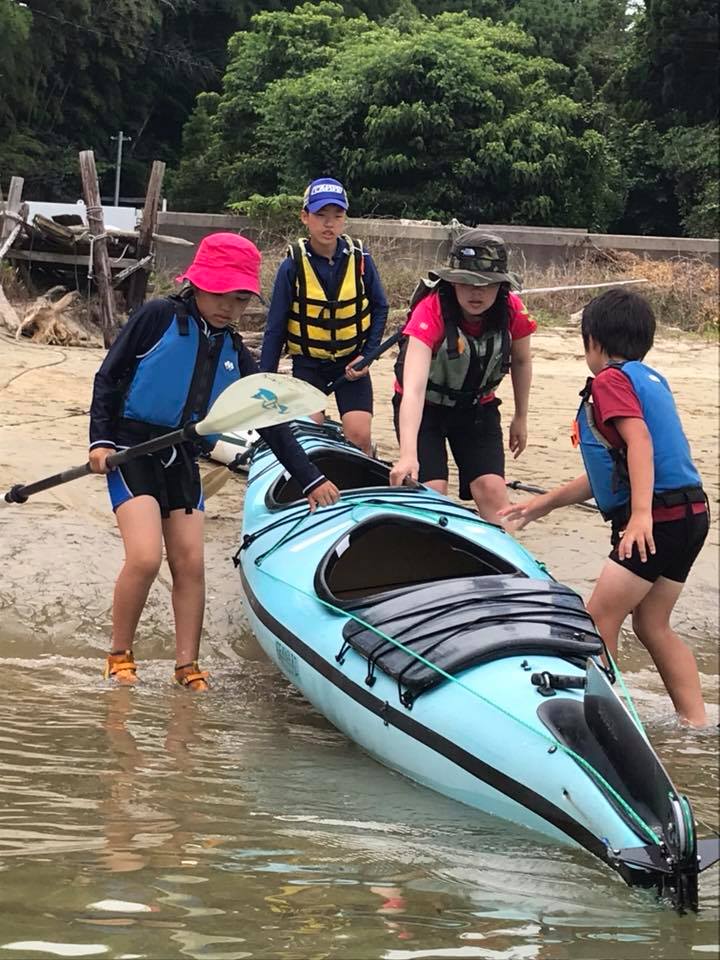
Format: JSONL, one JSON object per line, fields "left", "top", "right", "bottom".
{"left": 259, "top": 178, "right": 388, "bottom": 454}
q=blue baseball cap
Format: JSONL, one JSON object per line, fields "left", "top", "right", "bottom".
{"left": 303, "top": 178, "right": 349, "bottom": 213}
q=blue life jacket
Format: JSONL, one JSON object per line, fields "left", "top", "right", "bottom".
{"left": 575, "top": 360, "right": 702, "bottom": 521}
{"left": 122, "top": 303, "right": 242, "bottom": 444}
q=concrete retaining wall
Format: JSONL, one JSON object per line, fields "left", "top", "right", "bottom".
{"left": 155, "top": 211, "right": 719, "bottom": 274}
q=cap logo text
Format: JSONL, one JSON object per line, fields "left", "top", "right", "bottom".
{"left": 310, "top": 183, "right": 345, "bottom": 196}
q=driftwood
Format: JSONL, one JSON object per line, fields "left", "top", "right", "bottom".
{"left": 31, "top": 214, "right": 76, "bottom": 244}
{"left": 14, "top": 290, "right": 89, "bottom": 345}
{"left": 0, "top": 177, "right": 24, "bottom": 240}
{"left": 62, "top": 223, "right": 193, "bottom": 245}
{"left": 0, "top": 223, "right": 23, "bottom": 261}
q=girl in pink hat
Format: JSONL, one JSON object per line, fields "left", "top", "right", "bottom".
{"left": 88, "top": 232, "right": 338, "bottom": 691}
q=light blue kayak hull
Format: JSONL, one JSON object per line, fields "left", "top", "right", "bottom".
{"left": 236, "top": 422, "right": 717, "bottom": 909}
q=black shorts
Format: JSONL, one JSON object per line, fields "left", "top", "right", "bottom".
{"left": 292, "top": 356, "right": 373, "bottom": 416}
{"left": 392, "top": 395, "right": 504, "bottom": 500}
{"left": 107, "top": 451, "right": 204, "bottom": 516}
{"left": 609, "top": 510, "right": 709, "bottom": 583}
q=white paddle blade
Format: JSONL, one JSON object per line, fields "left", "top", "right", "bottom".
{"left": 196, "top": 373, "right": 326, "bottom": 436}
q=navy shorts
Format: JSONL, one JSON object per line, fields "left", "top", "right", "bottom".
{"left": 292, "top": 356, "right": 373, "bottom": 416}
{"left": 107, "top": 451, "right": 204, "bottom": 515}
{"left": 393, "top": 395, "right": 505, "bottom": 500}
{"left": 609, "top": 511, "right": 709, "bottom": 583}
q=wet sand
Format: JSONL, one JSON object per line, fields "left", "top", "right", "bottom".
{"left": 0, "top": 325, "right": 717, "bottom": 668}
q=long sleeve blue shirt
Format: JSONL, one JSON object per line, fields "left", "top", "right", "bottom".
{"left": 259, "top": 237, "right": 389, "bottom": 372}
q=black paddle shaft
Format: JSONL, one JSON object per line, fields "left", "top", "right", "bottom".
{"left": 506, "top": 480, "right": 599, "bottom": 512}
{"left": 3, "top": 424, "right": 199, "bottom": 504}
{"left": 325, "top": 330, "right": 404, "bottom": 394}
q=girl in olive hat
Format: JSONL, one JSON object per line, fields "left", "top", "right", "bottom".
{"left": 390, "top": 231, "right": 534, "bottom": 527}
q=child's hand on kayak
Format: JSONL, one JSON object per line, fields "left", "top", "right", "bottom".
{"left": 498, "top": 493, "right": 553, "bottom": 530}
{"left": 389, "top": 456, "right": 419, "bottom": 486}
{"left": 89, "top": 447, "right": 115, "bottom": 474}
{"left": 306, "top": 479, "right": 340, "bottom": 512}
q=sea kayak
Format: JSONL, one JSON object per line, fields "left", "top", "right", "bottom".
{"left": 236, "top": 420, "right": 718, "bottom": 911}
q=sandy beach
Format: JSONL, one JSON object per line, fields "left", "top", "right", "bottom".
{"left": 1, "top": 324, "right": 717, "bottom": 670}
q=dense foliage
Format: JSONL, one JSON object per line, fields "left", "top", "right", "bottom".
{"left": 1, "top": 0, "right": 717, "bottom": 236}
{"left": 172, "top": 4, "right": 623, "bottom": 229}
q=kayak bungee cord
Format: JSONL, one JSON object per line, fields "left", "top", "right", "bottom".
{"left": 250, "top": 508, "right": 661, "bottom": 847}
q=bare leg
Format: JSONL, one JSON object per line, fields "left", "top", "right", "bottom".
{"left": 111, "top": 496, "right": 164, "bottom": 652}
{"left": 469, "top": 474, "right": 513, "bottom": 527}
{"left": 586, "top": 559, "right": 653, "bottom": 662}
{"left": 309, "top": 410, "right": 325, "bottom": 425}
{"left": 631, "top": 577, "right": 707, "bottom": 726}
{"left": 424, "top": 479, "right": 448, "bottom": 495}
{"left": 162, "top": 508, "right": 206, "bottom": 667}
{"left": 342, "top": 410, "right": 373, "bottom": 455}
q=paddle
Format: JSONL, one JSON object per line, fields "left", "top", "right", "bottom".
{"left": 2, "top": 373, "right": 328, "bottom": 506}
{"left": 325, "top": 330, "right": 404, "bottom": 393}
{"left": 506, "top": 480, "right": 599, "bottom": 512}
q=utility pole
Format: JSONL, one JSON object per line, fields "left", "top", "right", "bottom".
{"left": 110, "top": 130, "right": 132, "bottom": 206}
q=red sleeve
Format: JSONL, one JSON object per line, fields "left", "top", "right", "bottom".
{"left": 591, "top": 366, "right": 645, "bottom": 447}
{"left": 402, "top": 291, "right": 445, "bottom": 352}
{"left": 507, "top": 293, "right": 537, "bottom": 339}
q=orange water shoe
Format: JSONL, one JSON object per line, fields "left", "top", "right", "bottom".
{"left": 174, "top": 661, "right": 209, "bottom": 692}
{"left": 104, "top": 650, "right": 138, "bottom": 685}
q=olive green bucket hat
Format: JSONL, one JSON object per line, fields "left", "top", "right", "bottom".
{"left": 432, "top": 230, "right": 521, "bottom": 289}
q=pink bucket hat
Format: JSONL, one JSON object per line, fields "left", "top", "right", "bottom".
{"left": 176, "top": 232, "right": 262, "bottom": 296}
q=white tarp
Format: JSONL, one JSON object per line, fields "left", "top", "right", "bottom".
{"left": 25, "top": 201, "right": 139, "bottom": 231}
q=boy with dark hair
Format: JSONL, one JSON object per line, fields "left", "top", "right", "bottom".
{"left": 501, "top": 289, "right": 709, "bottom": 725}
{"left": 259, "top": 178, "right": 388, "bottom": 454}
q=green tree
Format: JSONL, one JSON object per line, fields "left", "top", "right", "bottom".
{"left": 662, "top": 123, "right": 718, "bottom": 237}
{"left": 636, "top": 0, "right": 718, "bottom": 124}
{"left": 605, "top": 0, "right": 719, "bottom": 236}
{"left": 173, "top": 5, "right": 622, "bottom": 228}
{"left": 1, "top": 1, "right": 259, "bottom": 199}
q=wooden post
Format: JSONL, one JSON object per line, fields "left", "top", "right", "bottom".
{"left": 78, "top": 150, "right": 116, "bottom": 347}
{"left": 1, "top": 177, "right": 24, "bottom": 240}
{"left": 126, "top": 160, "right": 166, "bottom": 313}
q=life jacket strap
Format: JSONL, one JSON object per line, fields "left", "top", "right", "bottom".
{"left": 289, "top": 240, "right": 312, "bottom": 358}
{"left": 350, "top": 235, "right": 365, "bottom": 353}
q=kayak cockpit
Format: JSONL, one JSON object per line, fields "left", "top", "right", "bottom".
{"left": 268, "top": 448, "right": 391, "bottom": 506}
{"left": 313, "top": 514, "right": 603, "bottom": 706}
{"left": 314, "top": 513, "right": 519, "bottom": 601}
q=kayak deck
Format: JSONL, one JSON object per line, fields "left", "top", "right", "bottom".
{"left": 336, "top": 575, "right": 603, "bottom": 704}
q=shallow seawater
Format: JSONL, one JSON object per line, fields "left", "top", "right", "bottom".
{"left": 0, "top": 639, "right": 717, "bottom": 960}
